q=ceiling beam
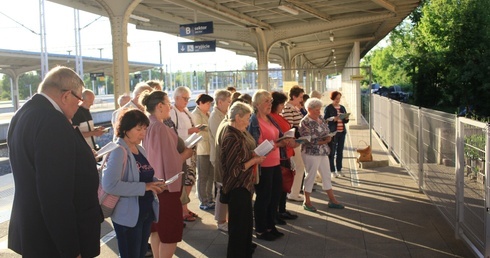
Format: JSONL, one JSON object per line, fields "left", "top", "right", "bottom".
{"left": 164, "top": 0, "right": 273, "bottom": 30}
{"left": 286, "top": 0, "right": 331, "bottom": 21}
{"left": 371, "top": 0, "right": 396, "bottom": 13}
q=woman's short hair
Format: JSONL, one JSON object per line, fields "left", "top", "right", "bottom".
{"left": 288, "top": 85, "right": 304, "bottom": 100}
{"left": 330, "top": 91, "right": 342, "bottom": 100}
{"left": 140, "top": 90, "right": 167, "bottom": 113}
{"left": 116, "top": 109, "right": 150, "bottom": 138}
{"left": 238, "top": 93, "right": 252, "bottom": 105}
{"left": 310, "top": 90, "right": 322, "bottom": 99}
{"left": 173, "top": 86, "right": 191, "bottom": 99}
{"left": 305, "top": 98, "right": 323, "bottom": 110}
{"left": 146, "top": 80, "right": 162, "bottom": 90}
{"left": 231, "top": 91, "right": 241, "bottom": 101}
{"left": 214, "top": 89, "right": 232, "bottom": 106}
{"left": 271, "top": 91, "right": 288, "bottom": 113}
{"left": 228, "top": 102, "right": 253, "bottom": 122}
{"left": 252, "top": 90, "right": 271, "bottom": 109}
{"left": 196, "top": 93, "right": 214, "bottom": 105}
{"left": 302, "top": 94, "right": 310, "bottom": 103}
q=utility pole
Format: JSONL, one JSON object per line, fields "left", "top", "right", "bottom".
{"left": 98, "top": 48, "right": 103, "bottom": 58}
{"left": 159, "top": 40, "right": 163, "bottom": 83}
{"left": 39, "top": 0, "right": 48, "bottom": 79}
{"left": 74, "top": 9, "right": 83, "bottom": 77}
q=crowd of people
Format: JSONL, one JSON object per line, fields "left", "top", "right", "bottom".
{"left": 7, "top": 66, "right": 350, "bottom": 258}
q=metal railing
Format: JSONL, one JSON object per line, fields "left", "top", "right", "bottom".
{"left": 370, "top": 94, "right": 489, "bottom": 258}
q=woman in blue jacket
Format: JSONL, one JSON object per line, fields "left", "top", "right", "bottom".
{"left": 102, "top": 109, "right": 166, "bottom": 258}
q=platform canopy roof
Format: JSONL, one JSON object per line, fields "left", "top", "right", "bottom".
{"left": 0, "top": 48, "right": 159, "bottom": 77}
{"left": 48, "top": 0, "right": 420, "bottom": 73}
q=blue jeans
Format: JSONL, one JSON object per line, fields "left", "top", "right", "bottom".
{"left": 329, "top": 130, "right": 346, "bottom": 172}
{"left": 113, "top": 210, "right": 154, "bottom": 258}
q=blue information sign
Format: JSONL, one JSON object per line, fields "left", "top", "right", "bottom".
{"left": 178, "top": 41, "right": 216, "bottom": 53}
{"left": 179, "top": 21, "right": 213, "bottom": 36}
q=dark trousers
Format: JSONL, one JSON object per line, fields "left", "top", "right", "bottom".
{"left": 228, "top": 187, "right": 253, "bottom": 258}
{"left": 278, "top": 191, "right": 287, "bottom": 213}
{"left": 329, "top": 130, "right": 346, "bottom": 172}
{"left": 113, "top": 210, "right": 154, "bottom": 258}
{"left": 254, "top": 165, "right": 282, "bottom": 233}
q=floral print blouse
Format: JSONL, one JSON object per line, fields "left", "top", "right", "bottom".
{"left": 299, "top": 115, "right": 331, "bottom": 156}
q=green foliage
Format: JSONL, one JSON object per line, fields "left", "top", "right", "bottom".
{"left": 465, "top": 133, "right": 485, "bottom": 160}
{"left": 0, "top": 72, "right": 41, "bottom": 100}
{"left": 363, "top": 0, "right": 490, "bottom": 116}
{"left": 412, "top": 0, "right": 490, "bottom": 115}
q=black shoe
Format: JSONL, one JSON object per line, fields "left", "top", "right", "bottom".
{"left": 269, "top": 228, "right": 284, "bottom": 237}
{"left": 275, "top": 217, "right": 287, "bottom": 225}
{"left": 145, "top": 244, "right": 153, "bottom": 257}
{"left": 278, "top": 211, "right": 298, "bottom": 220}
{"left": 256, "top": 231, "right": 277, "bottom": 241}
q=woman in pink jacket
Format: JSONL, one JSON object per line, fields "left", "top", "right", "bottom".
{"left": 141, "top": 90, "right": 193, "bottom": 258}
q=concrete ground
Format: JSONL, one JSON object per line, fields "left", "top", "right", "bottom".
{"left": 0, "top": 121, "right": 476, "bottom": 257}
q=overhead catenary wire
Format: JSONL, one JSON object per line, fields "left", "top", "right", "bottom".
{"left": 0, "top": 11, "right": 39, "bottom": 35}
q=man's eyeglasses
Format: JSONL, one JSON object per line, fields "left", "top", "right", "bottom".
{"left": 180, "top": 96, "right": 191, "bottom": 102}
{"left": 62, "top": 89, "right": 83, "bottom": 102}
{"left": 70, "top": 91, "right": 83, "bottom": 102}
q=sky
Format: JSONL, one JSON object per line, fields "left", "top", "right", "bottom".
{"left": 0, "top": 0, "right": 264, "bottom": 72}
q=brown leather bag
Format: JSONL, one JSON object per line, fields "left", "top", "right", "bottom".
{"left": 357, "top": 141, "right": 373, "bottom": 162}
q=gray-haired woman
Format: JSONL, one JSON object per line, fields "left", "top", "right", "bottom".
{"left": 299, "top": 98, "right": 344, "bottom": 212}
{"left": 221, "top": 102, "right": 266, "bottom": 257}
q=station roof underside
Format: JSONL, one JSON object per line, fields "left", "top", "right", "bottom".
{"left": 49, "top": 0, "right": 420, "bottom": 73}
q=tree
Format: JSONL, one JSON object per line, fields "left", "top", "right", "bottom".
{"left": 0, "top": 72, "right": 42, "bottom": 100}
{"left": 412, "top": 0, "right": 490, "bottom": 114}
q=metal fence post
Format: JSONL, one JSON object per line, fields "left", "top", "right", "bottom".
{"left": 485, "top": 123, "right": 490, "bottom": 257}
{"left": 455, "top": 117, "right": 464, "bottom": 239}
{"left": 418, "top": 107, "right": 423, "bottom": 190}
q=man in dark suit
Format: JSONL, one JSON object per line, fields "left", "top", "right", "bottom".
{"left": 7, "top": 66, "right": 103, "bottom": 258}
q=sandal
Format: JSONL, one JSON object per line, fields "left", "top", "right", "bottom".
{"left": 183, "top": 214, "right": 196, "bottom": 222}
{"left": 303, "top": 203, "right": 317, "bottom": 212}
{"left": 189, "top": 211, "right": 199, "bottom": 218}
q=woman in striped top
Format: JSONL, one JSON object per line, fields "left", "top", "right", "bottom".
{"left": 221, "top": 102, "right": 266, "bottom": 257}
{"left": 282, "top": 85, "right": 306, "bottom": 202}
{"left": 324, "top": 91, "right": 349, "bottom": 177}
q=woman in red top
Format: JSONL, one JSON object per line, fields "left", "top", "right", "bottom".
{"left": 270, "top": 92, "right": 300, "bottom": 224}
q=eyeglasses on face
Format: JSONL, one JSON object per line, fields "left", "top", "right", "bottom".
{"left": 62, "top": 89, "right": 83, "bottom": 102}
{"left": 264, "top": 98, "right": 274, "bottom": 104}
{"left": 180, "top": 96, "right": 191, "bottom": 102}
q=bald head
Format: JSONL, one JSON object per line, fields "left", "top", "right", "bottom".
{"left": 80, "top": 89, "right": 95, "bottom": 109}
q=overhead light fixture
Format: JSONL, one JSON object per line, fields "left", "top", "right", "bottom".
{"left": 278, "top": 5, "right": 299, "bottom": 15}
{"left": 219, "top": 41, "right": 229, "bottom": 45}
{"left": 332, "top": 49, "right": 335, "bottom": 53}
{"left": 130, "top": 14, "right": 150, "bottom": 23}
{"left": 329, "top": 31, "right": 334, "bottom": 42}
{"left": 334, "top": 56, "right": 336, "bottom": 59}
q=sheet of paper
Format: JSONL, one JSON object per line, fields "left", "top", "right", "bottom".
{"left": 185, "top": 133, "right": 203, "bottom": 148}
{"left": 95, "top": 142, "right": 118, "bottom": 158}
{"left": 277, "top": 128, "right": 296, "bottom": 142}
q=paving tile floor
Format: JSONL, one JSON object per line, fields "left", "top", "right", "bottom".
{"left": 0, "top": 123, "right": 476, "bottom": 257}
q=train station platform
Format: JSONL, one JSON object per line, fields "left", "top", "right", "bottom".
{"left": 0, "top": 118, "right": 475, "bottom": 257}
